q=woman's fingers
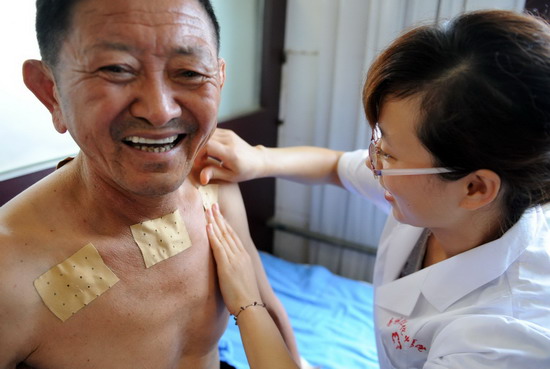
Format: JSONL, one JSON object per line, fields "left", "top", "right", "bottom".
{"left": 205, "top": 203, "right": 262, "bottom": 313}
{"left": 207, "top": 205, "right": 235, "bottom": 257}
{"left": 199, "top": 128, "right": 264, "bottom": 185}
{"left": 206, "top": 218, "right": 229, "bottom": 267}
{"left": 199, "top": 129, "right": 240, "bottom": 185}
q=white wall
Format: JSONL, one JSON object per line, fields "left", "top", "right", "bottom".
{"left": 275, "top": 0, "right": 526, "bottom": 281}
{"left": 0, "top": 3, "right": 79, "bottom": 180}
{"left": 212, "top": 0, "right": 263, "bottom": 121}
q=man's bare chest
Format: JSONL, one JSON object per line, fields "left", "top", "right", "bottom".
{"left": 24, "top": 221, "right": 227, "bottom": 369}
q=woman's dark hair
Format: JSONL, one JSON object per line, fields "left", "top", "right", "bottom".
{"left": 363, "top": 10, "right": 550, "bottom": 231}
{"left": 35, "top": 0, "right": 220, "bottom": 67}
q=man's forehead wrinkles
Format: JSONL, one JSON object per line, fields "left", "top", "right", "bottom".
{"left": 90, "top": 42, "right": 134, "bottom": 53}
{"left": 87, "top": 41, "right": 213, "bottom": 60}
{"left": 83, "top": 9, "right": 207, "bottom": 27}
{"left": 174, "top": 45, "right": 211, "bottom": 58}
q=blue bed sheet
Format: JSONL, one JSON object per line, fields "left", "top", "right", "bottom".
{"left": 219, "top": 252, "right": 379, "bottom": 369}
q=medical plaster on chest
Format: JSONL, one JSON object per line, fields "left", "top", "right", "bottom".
{"left": 33, "top": 185, "right": 218, "bottom": 321}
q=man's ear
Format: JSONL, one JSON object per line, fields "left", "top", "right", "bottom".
{"left": 218, "top": 57, "right": 226, "bottom": 89}
{"left": 22, "top": 59, "right": 67, "bottom": 133}
{"left": 459, "top": 169, "right": 501, "bottom": 211}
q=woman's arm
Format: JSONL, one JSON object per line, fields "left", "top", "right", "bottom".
{"left": 199, "top": 128, "right": 344, "bottom": 187}
{"left": 206, "top": 203, "right": 300, "bottom": 369}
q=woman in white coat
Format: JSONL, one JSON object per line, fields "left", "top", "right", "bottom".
{"left": 202, "top": 9, "right": 550, "bottom": 369}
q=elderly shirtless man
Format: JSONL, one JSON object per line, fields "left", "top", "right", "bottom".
{"left": 0, "top": 0, "right": 299, "bottom": 367}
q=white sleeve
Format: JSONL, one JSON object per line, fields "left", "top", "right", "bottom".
{"left": 337, "top": 149, "right": 391, "bottom": 214}
{"left": 424, "top": 315, "right": 550, "bottom": 368}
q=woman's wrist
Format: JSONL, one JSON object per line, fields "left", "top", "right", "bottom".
{"left": 254, "top": 145, "right": 272, "bottom": 178}
{"left": 232, "top": 301, "right": 267, "bottom": 325}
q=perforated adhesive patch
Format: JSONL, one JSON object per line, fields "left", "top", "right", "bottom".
{"left": 130, "top": 210, "right": 192, "bottom": 268}
{"left": 33, "top": 243, "right": 120, "bottom": 322}
{"left": 198, "top": 184, "right": 219, "bottom": 210}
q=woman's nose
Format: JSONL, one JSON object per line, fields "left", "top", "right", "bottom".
{"left": 129, "top": 78, "right": 182, "bottom": 126}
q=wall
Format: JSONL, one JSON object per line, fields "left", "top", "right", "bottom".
{"left": 275, "top": 0, "right": 526, "bottom": 281}
{"left": 0, "top": 3, "right": 78, "bottom": 181}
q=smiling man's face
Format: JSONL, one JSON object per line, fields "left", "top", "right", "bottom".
{"left": 49, "top": 0, "right": 225, "bottom": 196}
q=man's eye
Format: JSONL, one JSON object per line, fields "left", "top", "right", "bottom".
{"left": 99, "top": 65, "right": 129, "bottom": 74}
{"left": 180, "top": 70, "right": 202, "bottom": 78}
{"left": 96, "top": 65, "right": 135, "bottom": 82}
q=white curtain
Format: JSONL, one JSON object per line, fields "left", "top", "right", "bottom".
{"left": 274, "top": 0, "right": 526, "bottom": 282}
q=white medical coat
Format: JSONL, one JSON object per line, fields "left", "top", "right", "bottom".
{"left": 338, "top": 149, "right": 550, "bottom": 369}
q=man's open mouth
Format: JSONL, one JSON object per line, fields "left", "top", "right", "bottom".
{"left": 122, "top": 134, "right": 184, "bottom": 153}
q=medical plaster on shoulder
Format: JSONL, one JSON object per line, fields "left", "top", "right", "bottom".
{"left": 198, "top": 184, "right": 219, "bottom": 210}
{"left": 33, "top": 243, "right": 120, "bottom": 322}
{"left": 130, "top": 209, "right": 192, "bottom": 268}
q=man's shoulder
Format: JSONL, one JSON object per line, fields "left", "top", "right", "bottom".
{"left": 0, "top": 173, "right": 84, "bottom": 361}
{"left": 215, "top": 182, "right": 241, "bottom": 202}
{"left": 1, "top": 167, "right": 73, "bottom": 228}
{"left": 189, "top": 181, "right": 241, "bottom": 209}
{"left": 0, "top": 228, "right": 45, "bottom": 366}
{"left": 0, "top": 173, "right": 66, "bottom": 297}
{"left": 1, "top": 166, "right": 67, "bottom": 213}
{"left": 0, "top": 225, "right": 45, "bottom": 335}
{"left": 0, "top": 212, "right": 49, "bottom": 294}
{"left": 0, "top": 194, "right": 55, "bottom": 259}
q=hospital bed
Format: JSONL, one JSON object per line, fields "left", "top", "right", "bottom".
{"left": 219, "top": 251, "right": 379, "bottom": 369}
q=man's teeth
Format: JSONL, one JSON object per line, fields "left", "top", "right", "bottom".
{"left": 135, "top": 145, "right": 174, "bottom": 153}
{"left": 123, "top": 135, "right": 180, "bottom": 153}
{"left": 124, "top": 135, "right": 178, "bottom": 144}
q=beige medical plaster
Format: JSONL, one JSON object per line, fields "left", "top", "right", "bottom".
{"left": 198, "top": 184, "right": 219, "bottom": 210}
{"left": 130, "top": 210, "right": 192, "bottom": 268}
{"left": 34, "top": 243, "right": 120, "bottom": 322}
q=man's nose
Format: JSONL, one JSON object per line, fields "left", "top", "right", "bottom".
{"left": 129, "top": 78, "right": 182, "bottom": 126}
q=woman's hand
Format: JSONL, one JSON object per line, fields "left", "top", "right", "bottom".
{"left": 206, "top": 203, "right": 301, "bottom": 369}
{"left": 206, "top": 203, "right": 262, "bottom": 315}
{"left": 199, "top": 128, "right": 268, "bottom": 185}
{"left": 198, "top": 128, "right": 345, "bottom": 187}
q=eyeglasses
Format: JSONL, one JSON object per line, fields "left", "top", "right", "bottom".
{"left": 367, "top": 124, "right": 453, "bottom": 179}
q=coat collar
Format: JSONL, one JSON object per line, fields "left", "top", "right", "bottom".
{"left": 374, "top": 216, "right": 424, "bottom": 285}
{"left": 375, "top": 207, "right": 545, "bottom": 316}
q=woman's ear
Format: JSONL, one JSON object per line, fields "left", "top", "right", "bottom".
{"left": 459, "top": 169, "right": 501, "bottom": 210}
{"left": 22, "top": 59, "right": 67, "bottom": 133}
